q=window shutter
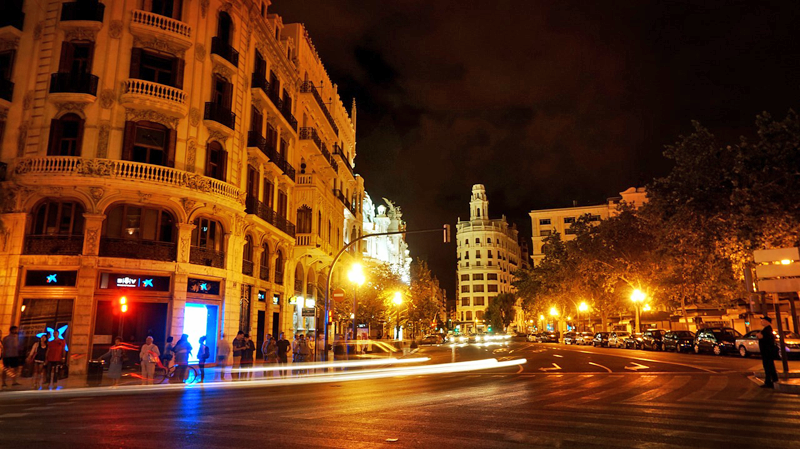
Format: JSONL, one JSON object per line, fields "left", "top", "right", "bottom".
{"left": 58, "top": 42, "right": 74, "bottom": 73}
{"left": 223, "top": 81, "right": 233, "bottom": 109}
{"left": 122, "top": 121, "right": 136, "bottom": 161}
{"left": 173, "top": 57, "right": 185, "bottom": 89}
{"left": 129, "top": 48, "right": 142, "bottom": 79}
{"left": 76, "top": 117, "right": 85, "bottom": 157}
{"left": 86, "top": 42, "right": 96, "bottom": 74}
{"left": 220, "top": 148, "right": 228, "bottom": 182}
{"left": 46, "top": 119, "right": 61, "bottom": 156}
{"left": 167, "top": 128, "right": 177, "bottom": 167}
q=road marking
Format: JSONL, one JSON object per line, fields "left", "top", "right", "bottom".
{"left": 624, "top": 362, "right": 649, "bottom": 371}
{"left": 588, "top": 362, "right": 612, "bottom": 373}
{"left": 552, "top": 345, "right": 716, "bottom": 372}
{"left": 539, "top": 363, "right": 562, "bottom": 372}
{"left": 0, "top": 413, "right": 29, "bottom": 418}
{"left": 553, "top": 354, "right": 563, "bottom": 358}
{"left": 23, "top": 406, "right": 54, "bottom": 411}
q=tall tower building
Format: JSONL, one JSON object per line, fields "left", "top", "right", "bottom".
{"left": 455, "top": 185, "right": 521, "bottom": 333}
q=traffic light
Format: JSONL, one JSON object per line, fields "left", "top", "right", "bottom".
{"left": 119, "top": 296, "right": 128, "bottom": 313}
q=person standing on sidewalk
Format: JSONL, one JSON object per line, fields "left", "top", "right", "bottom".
{"left": 172, "top": 334, "right": 192, "bottom": 383}
{"left": 99, "top": 337, "right": 124, "bottom": 387}
{"left": 216, "top": 333, "right": 231, "bottom": 381}
{"left": 240, "top": 334, "right": 255, "bottom": 380}
{"left": 45, "top": 330, "right": 67, "bottom": 390}
{"left": 27, "top": 335, "right": 48, "bottom": 389}
{"left": 2, "top": 326, "right": 21, "bottom": 389}
{"left": 139, "top": 336, "right": 160, "bottom": 385}
{"left": 276, "top": 333, "right": 291, "bottom": 377}
{"left": 161, "top": 336, "right": 174, "bottom": 370}
{"left": 197, "top": 336, "right": 210, "bottom": 383}
{"left": 264, "top": 336, "right": 278, "bottom": 377}
{"left": 306, "top": 333, "right": 315, "bottom": 363}
{"left": 231, "top": 331, "right": 245, "bottom": 380}
{"left": 757, "top": 316, "right": 779, "bottom": 389}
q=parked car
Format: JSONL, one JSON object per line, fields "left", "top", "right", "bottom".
{"left": 592, "top": 332, "right": 610, "bottom": 347}
{"left": 663, "top": 330, "right": 695, "bottom": 352}
{"left": 693, "top": 327, "right": 741, "bottom": 355}
{"left": 624, "top": 333, "right": 644, "bottom": 349}
{"left": 527, "top": 332, "right": 540, "bottom": 342}
{"left": 541, "top": 331, "right": 560, "bottom": 343}
{"left": 575, "top": 332, "right": 595, "bottom": 345}
{"left": 609, "top": 331, "right": 630, "bottom": 348}
{"left": 421, "top": 334, "right": 442, "bottom": 345}
{"left": 641, "top": 329, "right": 667, "bottom": 351}
{"left": 511, "top": 333, "right": 528, "bottom": 342}
{"left": 563, "top": 332, "right": 577, "bottom": 345}
{"left": 736, "top": 330, "right": 800, "bottom": 358}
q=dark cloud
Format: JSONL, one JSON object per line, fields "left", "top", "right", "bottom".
{"left": 272, "top": 0, "right": 800, "bottom": 296}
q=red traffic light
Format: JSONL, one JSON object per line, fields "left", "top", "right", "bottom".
{"left": 120, "top": 296, "right": 128, "bottom": 313}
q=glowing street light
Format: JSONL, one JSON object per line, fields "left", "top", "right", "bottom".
{"left": 578, "top": 302, "right": 589, "bottom": 312}
{"left": 539, "top": 314, "right": 545, "bottom": 321}
{"left": 567, "top": 316, "right": 572, "bottom": 321}
{"left": 393, "top": 291, "right": 403, "bottom": 305}
{"left": 348, "top": 263, "right": 366, "bottom": 286}
{"left": 643, "top": 304, "right": 651, "bottom": 312}
{"left": 549, "top": 307, "right": 559, "bottom": 317}
{"left": 630, "top": 289, "right": 647, "bottom": 333}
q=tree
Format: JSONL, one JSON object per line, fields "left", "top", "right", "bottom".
{"left": 407, "top": 259, "right": 445, "bottom": 338}
{"left": 485, "top": 293, "right": 517, "bottom": 332}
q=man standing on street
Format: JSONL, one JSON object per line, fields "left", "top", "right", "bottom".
{"left": 2, "top": 326, "right": 21, "bottom": 389}
{"left": 232, "top": 331, "right": 245, "bottom": 380}
{"left": 216, "top": 333, "right": 232, "bottom": 381}
{"left": 757, "top": 316, "right": 779, "bottom": 389}
{"left": 139, "top": 336, "right": 160, "bottom": 385}
{"left": 45, "top": 330, "right": 67, "bottom": 390}
{"left": 276, "top": 332, "right": 291, "bottom": 377}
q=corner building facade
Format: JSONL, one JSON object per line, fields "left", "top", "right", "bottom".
{"left": 455, "top": 185, "right": 521, "bottom": 333}
{"left": 0, "top": 0, "right": 362, "bottom": 374}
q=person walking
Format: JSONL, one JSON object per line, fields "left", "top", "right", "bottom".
{"left": 2, "top": 326, "right": 21, "bottom": 389}
{"left": 160, "top": 336, "right": 174, "bottom": 370}
{"left": 172, "top": 334, "right": 192, "bottom": 383}
{"left": 757, "top": 316, "right": 779, "bottom": 389}
{"left": 276, "top": 333, "right": 291, "bottom": 377}
{"left": 139, "top": 336, "right": 160, "bottom": 385}
{"left": 45, "top": 330, "right": 67, "bottom": 390}
{"left": 27, "top": 334, "right": 48, "bottom": 389}
{"left": 216, "top": 333, "right": 232, "bottom": 381}
{"left": 240, "top": 334, "right": 255, "bottom": 380}
{"left": 99, "top": 337, "right": 124, "bottom": 387}
{"left": 197, "top": 336, "right": 210, "bottom": 383}
{"left": 232, "top": 331, "right": 245, "bottom": 380}
{"left": 297, "top": 334, "right": 311, "bottom": 375}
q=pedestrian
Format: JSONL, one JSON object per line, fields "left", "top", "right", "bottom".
{"left": 240, "top": 334, "right": 255, "bottom": 380}
{"left": 161, "top": 336, "right": 174, "bottom": 370}
{"left": 276, "top": 332, "right": 291, "bottom": 377}
{"left": 216, "top": 333, "right": 232, "bottom": 380}
{"left": 306, "top": 333, "right": 315, "bottom": 363}
{"left": 27, "top": 334, "right": 48, "bottom": 389}
{"left": 172, "top": 334, "right": 192, "bottom": 383}
{"left": 232, "top": 331, "right": 245, "bottom": 380}
{"left": 99, "top": 337, "right": 124, "bottom": 387}
{"left": 264, "top": 337, "right": 278, "bottom": 377}
{"left": 139, "top": 336, "right": 160, "bottom": 385}
{"left": 261, "top": 333, "right": 272, "bottom": 368}
{"left": 45, "top": 330, "right": 67, "bottom": 390}
{"left": 197, "top": 336, "right": 210, "bottom": 383}
{"left": 292, "top": 334, "right": 300, "bottom": 363}
{"left": 2, "top": 326, "right": 21, "bottom": 389}
{"left": 757, "top": 316, "right": 779, "bottom": 389}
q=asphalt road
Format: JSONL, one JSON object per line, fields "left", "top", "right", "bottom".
{"left": 1, "top": 342, "right": 799, "bottom": 448}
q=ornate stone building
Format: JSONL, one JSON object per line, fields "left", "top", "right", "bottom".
{"left": 0, "top": 0, "right": 362, "bottom": 374}
{"left": 362, "top": 192, "right": 411, "bottom": 283}
{"left": 455, "top": 185, "right": 522, "bottom": 333}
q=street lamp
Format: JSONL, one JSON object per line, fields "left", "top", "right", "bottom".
{"left": 631, "top": 289, "right": 646, "bottom": 333}
{"left": 392, "top": 291, "right": 404, "bottom": 339}
{"left": 347, "top": 263, "right": 366, "bottom": 358}
{"left": 578, "top": 301, "right": 589, "bottom": 332}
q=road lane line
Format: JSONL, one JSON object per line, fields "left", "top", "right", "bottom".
{"left": 623, "top": 375, "right": 692, "bottom": 403}
{"left": 551, "top": 345, "right": 717, "bottom": 373}
{"left": 553, "top": 354, "right": 563, "bottom": 358}
{"left": 588, "top": 362, "right": 612, "bottom": 373}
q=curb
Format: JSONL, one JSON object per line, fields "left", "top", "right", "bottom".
{"left": 774, "top": 382, "right": 800, "bottom": 395}
{"left": 754, "top": 371, "right": 800, "bottom": 379}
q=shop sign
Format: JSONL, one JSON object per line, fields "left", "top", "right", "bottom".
{"left": 302, "top": 308, "right": 316, "bottom": 317}
{"left": 25, "top": 270, "right": 78, "bottom": 287}
{"left": 187, "top": 278, "right": 221, "bottom": 295}
{"left": 257, "top": 290, "right": 266, "bottom": 302}
{"left": 99, "top": 273, "right": 171, "bottom": 291}
{"left": 272, "top": 294, "right": 280, "bottom": 305}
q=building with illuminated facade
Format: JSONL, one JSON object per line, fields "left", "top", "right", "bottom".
{"left": 0, "top": 0, "right": 362, "bottom": 374}
{"left": 455, "top": 184, "right": 521, "bottom": 333}
{"left": 361, "top": 192, "right": 410, "bottom": 284}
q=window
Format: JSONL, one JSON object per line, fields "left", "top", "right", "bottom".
{"left": 461, "top": 298, "right": 470, "bottom": 307}
{"left": 191, "top": 217, "right": 223, "bottom": 251}
{"left": 205, "top": 141, "right": 227, "bottom": 181}
{"left": 475, "top": 238, "right": 480, "bottom": 244}
{"left": 539, "top": 219, "right": 551, "bottom": 225}
{"left": 277, "top": 190, "right": 287, "bottom": 217}
{"left": 267, "top": 124, "right": 277, "bottom": 150}
{"left": 475, "top": 250, "right": 481, "bottom": 258}
{"left": 243, "top": 235, "right": 253, "bottom": 262}
{"left": 461, "top": 285, "right": 470, "bottom": 293}
{"left": 487, "top": 273, "right": 498, "bottom": 280}
{"left": 262, "top": 179, "right": 274, "bottom": 208}
{"left": 487, "top": 238, "right": 492, "bottom": 244}
{"left": 460, "top": 274, "right": 469, "bottom": 281}
{"left": 47, "top": 114, "right": 84, "bottom": 156}
{"left": 466, "top": 311, "right": 472, "bottom": 321}
{"left": 32, "top": 200, "right": 85, "bottom": 236}
{"left": 58, "top": 41, "right": 93, "bottom": 74}
{"left": 246, "top": 165, "right": 259, "bottom": 198}
{"left": 474, "top": 297, "right": 485, "bottom": 306}
{"left": 274, "top": 250, "right": 284, "bottom": 284}
{"left": 279, "top": 138, "right": 288, "bottom": 158}
{"left": 217, "top": 11, "right": 233, "bottom": 44}
{"left": 104, "top": 204, "right": 174, "bottom": 242}
{"left": 296, "top": 206, "right": 312, "bottom": 233}
{"left": 269, "top": 71, "right": 279, "bottom": 96}
{"left": 589, "top": 214, "right": 601, "bottom": 222}
{"left": 250, "top": 106, "right": 263, "bottom": 134}
{"left": 488, "top": 250, "right": 493, "bottom": 258}
{"left": 122, "top": 121, "right": 174, "bottom": 166}
{"left": 0, "top": 50, "right": 14, "bottom": 81}
{"left": 488, "top": 285, "right": 498, "bottom": 293}
{"left": 464, "top": 239, "right": 469, "bottom": 246}
{"left": 472, "top": 273, "right": 483, "bottom": 281}
{"left": 150, "top": 0, "right": 182, "bottom": 19}
{"left": 564, "top": 217, "right": 575, "bottom": 224}
{"left": 476, "top": 311, "right": 484, "bottom": 320}
{"left": 212, "top": 75, "right": 233, "bottom": 108}
{"left": 130, "top": 49, "right": 184, "bottom": 89}
{"left": 473, "top": 285, "right": 485, "bottom": 292}
{"left": 540, "top": 229, "right": 552, "bottom": 237}
{"left": 463, "top": 252, "right": 469, "bottom": 260}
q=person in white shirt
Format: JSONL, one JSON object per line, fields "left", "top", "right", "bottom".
{"left": 139, "top": 336, "right": 160, "bottom": 385}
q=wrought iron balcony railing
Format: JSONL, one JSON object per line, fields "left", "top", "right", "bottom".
{"left": 190, "top": 246, "right": 225, "bottom": 268}
{"left": 24, "top": 235, "right": 84, "bottom": 255}
{"left": 99, "top": 238, "right": 177, "bottom": 261}
{"left": 210, "top": 36, "right": 239, "bottom": 67}
{"left": 259, "top": 264, "right": 270, "bottom": 281}
{"left": 300, "top": 81, "right": 338, "bottom": 135}
{"left": 49, "top": 72, "right": 99, "bottom": 96}
{"left": 204, "top": 102, "right": 236, "bottom": 130}
{"left": 251, "top": 73, "right": 269, "bottom": 93}
{"left": 242, "top": 259, "right": 254, "bottom": 276}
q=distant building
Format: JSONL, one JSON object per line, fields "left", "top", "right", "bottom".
{"left": 529, "top": 187, "right": 646, "bottom": 266}
{"left": 362, "top": 193, "right": 411, "bottom": 283}
{"left": 456, "top": 185, "right": 522, "bottom": 333}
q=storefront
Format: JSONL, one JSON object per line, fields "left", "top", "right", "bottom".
{"left": 185, "top": 277, "right": 223, "bottom": 363}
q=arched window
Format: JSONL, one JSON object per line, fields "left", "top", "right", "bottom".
{"left": 205, "top": 141, "right": 227, "bottom": 181}
{"left": 296, "top": 206, "right": 312, "bottom": 234}
{"left": 466, "top": 311, "right": 473, "bottom": 321}
{"left": 259, "top": 242, "right": 270, "bottom": 281}
{"left": 274, "top": 250, "right": 284, "bottom": 285}
{"left": 47, "top": 114, "right": 83, "bottom": 156}
{"left": 104, "top": 204, "right": 175, "bottom": 242}
{"left": 26, "top": 199, "right": 86, "bottom": 255}
{"left": 317, "top": 211, "right": 322, "bottom": 237}
{"left": 122, "top": 120, "right": 175, "bottom": 167}
{"left": 217, "top": 11, "right": 233, "bottom": 44}
{"left": 190, "top": 217, "right": 224, "bottom": 267}
{"left": 151, "top": 0, "right": 182, "bottom": 19}
{"left": 242, "top": 235, "right": 254, "bottom": 275}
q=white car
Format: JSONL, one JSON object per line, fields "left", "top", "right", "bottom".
{"left": 609, "top": 331, "right": 630, "bottom": 348}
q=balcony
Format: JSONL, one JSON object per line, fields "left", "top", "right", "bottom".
{"left": 204, "top": 102, "right": 236, "bottom": 134}
{"left": 130, "top": 9, "right": 192, "bottom": 50}
{"left": 242, "top": 259, "right": 254, "bottom": 276}
{"left": 210, "top": 36, "right": 239, "bottom": 68}
{"left": 245, "top": 195, "right": 274, "bottom": 223}
{"left": 251, "top": 73, "right": 269, "bottom": 94}
{"left": 48, "top": 72, "right": 99, "bottom": 105}
{"left": 13, "top": 157, "right": 242, "bottom": 205}
{"left": 99, "top": 238, "right": 177, "bottom": 261}
{"left": 278, "top": 159, "right": 296, "bottom": 181}
{"left": 333, "top": 188, "right": 352, "bottom": 212}
{"left": 190, "top": 246, "right": 225, "bottom": 268}
{"left": 0, "top": 78, "right": 13, "bottom": 103}
{"left": 333, "top": 143, "right": 354, "bottom": 178}
{"left": 294, "top": 279, "right": 303, "bottom": 293}
{"left": 60, "top": 1, "right": 105, "bottom": 23}
{"left": 24, "top": 235, "right": 84, "bottom": 255}
{"left": 259, "top": 265, "right": 270, "bottom": 281}
{"left": 274, "top": 269, "right": 284, "bottom": 285}
{"left": 0, "top": 7, "right": 24, "bottom": 36}
{"left": 264, "top": 88, "right": 298, "bottom": 134}
{"left": 300, "top": 81, "right": 338, "bottom": 135}
{"left": 274, "top": 213, "right": 296, "bottom": 238}
{"left": 120, "top": 78, "right": 187, "bottom": 117}
{"left": 300, "top": 127, "right": 338, "bottom": 174}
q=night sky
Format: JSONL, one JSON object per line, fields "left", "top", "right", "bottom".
{"left": 272, "top": 0, "right": 800, "bottom": 296}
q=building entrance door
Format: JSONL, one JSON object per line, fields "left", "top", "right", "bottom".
{"left": 256, "top": 310, "right": 265, "bottom": 359}
{"left": 272, "top": 312, "right": 280, "bottom": 337}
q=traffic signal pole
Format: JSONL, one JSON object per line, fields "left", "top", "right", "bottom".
{"left": 320, "top": 225, "right": 450, "bottom": 362}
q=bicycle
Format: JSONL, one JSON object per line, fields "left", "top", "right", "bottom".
{"left": 153, "top": 364, "right": 199, "bottom": 384}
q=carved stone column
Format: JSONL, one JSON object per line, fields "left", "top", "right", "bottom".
{"left": 176, "top": 223, "right": 196, "bottom": 264}
{"left": 82, "top": 213, "right": 106, "bottom": 256}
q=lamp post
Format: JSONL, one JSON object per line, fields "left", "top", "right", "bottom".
{"left": 393, "top": 291, "right": 403, "bottom": 339}
{"left": 631, "top": 289, "right": 646, "bottom": 333}
{"left": 578, "top": 301, "right": 589, "bottom": 332}
{"left": 549, "top": 306, "right": 559, "bottom": 332}
{"left": 347, "top": 263, "right": 365, "bottom": 358}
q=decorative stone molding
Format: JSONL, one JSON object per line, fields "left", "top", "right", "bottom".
{"left": 89, "top": 187, "right": 105, "bottom": 202}
{"left": 85, "top": 228, "right": 99, "bottom": 255}
{"left": 138, "top": 192, "right": 153, "bottom": 203}
{"left": 182, "top": 198, "right": 198, "bottom": 216}
{"left": 96, "top": 122, "right": 110, "bottom": 157}
{"left": 133, "top": 36, "right": 185, "bottom": 58}
{"left": 64, "top": 27, "right": 97, "bottom": 42}
{"left": 108, "top": 20, "right": 123, "bottom": 39}
{"left": 186, "top": 140, "right": 197, "bottom": 172}
{"left": 212, "top": 61, "right": 233, "bottom": 79}
{"left": 1, "top": 187, "right": 34, "bottom": 213}
{"left": 125, "top": 108, "right": 180, "bottom": 129}
{"left": 201, "top": 0, "right": 210, "bottom": 18}
{"left": 195, "top": 44, "right": 206, "bottom": 62}
{"left": 189, "top": 107, "right": 201, "bottom": 126}
{"left": 0, "top": 38, "right": 20, "bottom": 52}
{"left": 208, "top": 130, "right": 229, "bottom": 143}
{"left": 34, "top": 22, "right": 44, "bottom": 40}
{"left": 47, "top": 186, "right": 63, "bottom": 196}
{"left": 99, "top": 89, "right": 115, "bottom": 109}
{"left": 23, "top": 91, "right": 33, "bottom": 110}
{"left": 16, "top": 122, "right": 28, "bottom": 157}
{"left": 55, "top": 102, "right": 87, "bottom": 115}
{"left": 247, "top": 156, "right": 258, "bottom": 167}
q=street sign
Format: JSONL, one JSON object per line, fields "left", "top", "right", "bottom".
{"left": 754, "top": 247, "right": 799, "bottom": 264}
{"left": 302, "top": 308, "right": 315, "bottom": 317}
{"left": 332, "top": 288, "right": 346, "bottom": 302}
{"left": 754, "top": 247, "right": 800, "bottom": 292}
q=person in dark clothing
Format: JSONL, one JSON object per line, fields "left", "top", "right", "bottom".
{"left": 276, "top": 332, "right": 291, "bottom": 377}
{"left": 757, "top": 316, "right": 779, "bottom": 388}
{"left": 239, "top": 334, "right": 256, "bottom": 380}
{"left": 197, "top": 336, "right": 210, "bottom": 383}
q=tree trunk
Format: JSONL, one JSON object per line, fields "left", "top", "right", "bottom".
{"left": 601, "top": 310, "right": 608, "bottom": 332}
{"left": 680, "top": 297, "right": 689, "bottom": 331}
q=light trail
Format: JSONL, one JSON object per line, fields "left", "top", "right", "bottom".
{"left": 233, "top": 357, "right": 430, "bottom": 373}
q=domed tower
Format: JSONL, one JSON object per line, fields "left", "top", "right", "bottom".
{"left": 470, "top": 184, "right": 489, "bottom": 221}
